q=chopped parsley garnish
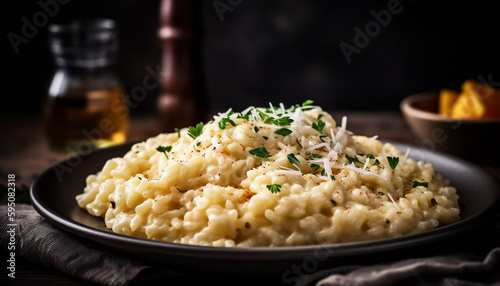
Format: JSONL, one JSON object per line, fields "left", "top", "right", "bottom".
{"left": 275, "top": 128, "right": 293, "bottom": 136}
{"left": 318, "top": 169, "right": 334, "bottom": 180}
{"left": 254, "top": 126, "right": 259, "bottom": 132}
{"left": 256, "top": 109, "right": 294, "bottom": 126}
{"left": 156, "top": 145, "right": 172, "bottom": 159}
{"left": 310, "top": 163, "right": 320, "bottom": 171}
{"left": 256, "top": 109, "right": 270, "bottom": 121}
{"left": 387, "top": 156, "right": 399, "bottom": 171}
{"left": 263, "top": 136, "right": 269, "bottom": 140}
{"left": 412, "top": 181, "right": 429, "bottom": 188}
{"left": 249, "top": 147, "right": 272, "bottom": 158}
{"left": 289, "top": 99, "right": 314, "bottom": 112}
{"left": 345, "top": 154, "right": 362, "bottom": 164}
{"left": 312, "top": 120, "right": 326, "bottom": 133}
{"left": 274, "top": 116, "right": 294, "bottom": 126}
{"left": 309, "top": 154, "right": 323, "bottom": 159}
{"left": 187, "top": 122, "right": 204, "bottom": 139}
{"left": 287, "top": 153, "right": 300, "bottom": 166}
{"left": 267, "top": 184, "right": 281, "bottom": 194}
{"left": 265, "top": 106, "right": 279, "bottom": 113}
{"left": 302, "top": 99, "right": 314, "bottom": 107}
{"left": 366, "top": 154, "right": 380, "bottom": 165}
{"left": 218, "top": 117, "right": 236, "bottom": 130}
{"left": 319, "top": 135, "right": 328, "bottom": 142}
{"left": 237, "top": 111, "right": 250, "bottom": 120}
{"left": 174, "top": 128, "right": 180, "bottom": 138}
{"left": 378, "top": 191, "right": 385, "bottom": 196}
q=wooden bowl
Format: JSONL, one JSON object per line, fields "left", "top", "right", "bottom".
{"left": 400, "top": 92, "right": 500, "bottom": 164}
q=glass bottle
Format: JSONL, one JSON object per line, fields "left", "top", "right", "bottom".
{"left": 43, "top": 18, "right": 129, "bottom": 152}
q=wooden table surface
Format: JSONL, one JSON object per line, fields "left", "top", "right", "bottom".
{"left": 1, "top": 111, "right": 498, "bottom": 285}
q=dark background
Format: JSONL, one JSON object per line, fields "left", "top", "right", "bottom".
{"left": 3, "top": 0, "right": 499, "bottom": 116}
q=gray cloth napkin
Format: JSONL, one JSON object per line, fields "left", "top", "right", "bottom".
{"left": 297, "top": 247, "right": 500, "bottom": 286}
{"left": 1, "top": 204, "right": 499, "bottom": 286}
{"left": 0, "top": 204, "right": 156, "bottom": 286}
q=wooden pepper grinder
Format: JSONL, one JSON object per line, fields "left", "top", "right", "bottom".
{"left": 157, "top": 0, "right": 208, "bottom": 132}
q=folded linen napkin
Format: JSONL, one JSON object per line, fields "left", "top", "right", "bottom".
{"left": 0, "top": 204, "right": 172, "bottom": 286}
{"left": 1, "top": 204, "right": 499, "bottom": 286}
{"left": 297, "top": 246, "right": 500, "bottom": 286}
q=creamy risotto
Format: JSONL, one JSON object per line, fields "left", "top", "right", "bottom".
{"left": 76, "top": 101, "right": 460, "bottom": 247}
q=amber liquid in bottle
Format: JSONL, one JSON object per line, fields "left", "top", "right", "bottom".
{"left": 44, "top": 87, "right": 129, "bottom": 151}
{"left": 45, "top": 19, "right": 129, "bottom": 153}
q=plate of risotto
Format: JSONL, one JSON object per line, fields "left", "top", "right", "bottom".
{"left": 31, "top": 101, "right": 499, "bottom": 275}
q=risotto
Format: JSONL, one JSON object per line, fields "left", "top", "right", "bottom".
{"left": 76, "top": 101, "right": 460, "bottom": 247}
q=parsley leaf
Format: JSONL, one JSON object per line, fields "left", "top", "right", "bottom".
{"left": 301, "top": 99, "right": 314, "bottom": 111}
{"left": 249, "top": 147, "right": 272, "bottom": 158}
{"left": 275, "top": 128, "right": 293, "bottom": 136}
{"left": 310, "top": 163, "right": 320, "bottom": 171}
{"left": 302, "top": 99, "right": 314, "bottom": 107}
{"left": 254, "top": 126, "right": 259, "bottom": 132}
{"left": 309, "top": 153, "right": 323, "bottom": 159}
{"left": 387, "top": 156, "right": 399, "bottom": 171}
{"left": 289, "top": 100, "right": 314, "bottom": 112}
{"left": 267, "top": 184, "right": 281, "bottom": 194}
{"left": 366, "top": 154, "right": 381, "bottom": 165}
{"left": 255, "top": 108, "right": 293, "bottom": 126}
{"left": 156, "top": 145, "right": 172, "bottom": 159}
{"left": 345, "top": 154, "right": 362, "bottom": 164}
{"left": 265, "top": 106, "right": 279, "bottom": 113}
{"left": 256, "top": 109, "right": 270, "bottom": 121}
{"left": 264, "top": 117, "right": 276, "bottom": 124}
{"left": 312, "top": 120, "right": 326, "bottom": 133}
{"left": 218, "top": 117, "right": 236, "bottom": 130}
{"left": 237, "top": 111, "right": 250, "bottom": 120}
{"left": 287, "top": 153, "right": 300, "bottom": 166}
{"left": 274, "top": 116, "right": 294, "bottom": 126}
{"left": 412, "top": 181, "right": 429, "bottom": 188}
{"left": 187, "top": 122, "right": 204, "bottom": 139}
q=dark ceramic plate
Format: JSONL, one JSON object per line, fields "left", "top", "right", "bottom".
{"left": 30, "top": 141, "right": 499, "bottom": 276}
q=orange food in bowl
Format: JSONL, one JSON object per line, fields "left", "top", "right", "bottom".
{"left": 439, "top": 80, "right": 500, "bottom": 119}
{"left": 438, "top": 89, "right": 459, "bottom": 117}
